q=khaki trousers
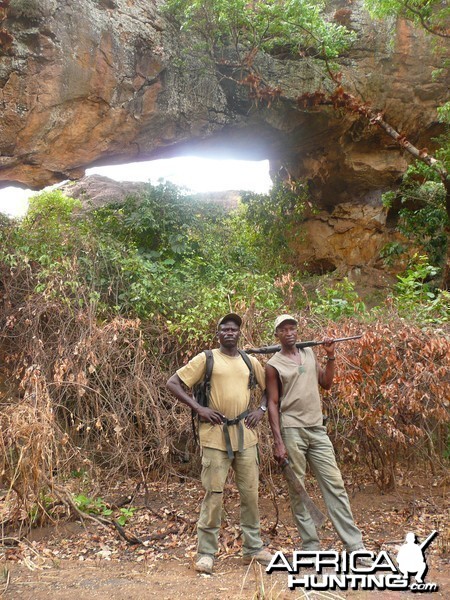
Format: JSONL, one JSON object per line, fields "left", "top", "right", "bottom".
{"left": 282, "top": 425, "right": 363, "bottom": 551}
{"left": 197, "top": 445, "right": 264, "bottom": 558}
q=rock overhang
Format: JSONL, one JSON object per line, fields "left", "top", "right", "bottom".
{"left": 0, "top": 0, "right": 448, "bottom": 209}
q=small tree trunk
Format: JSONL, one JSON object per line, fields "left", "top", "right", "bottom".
{"left": 442, "top": 179, "right": 450, "bottom": 290}
{"left": 443, "top": 231, "right": 450, "bottom": 290}
{"left": 363, "top": 114, "right": 450, "bottom": 290}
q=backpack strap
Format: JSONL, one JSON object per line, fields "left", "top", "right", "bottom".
{"left": 203, "top": 349, "right": 214, "bottom": 405}
{"left": 222, "top": 409, "right": 250, "bottom": 458}
{"left": 238, "top": 349, "right": 256, "bottom": 390}
{"left": 191, "top": 350, "right": 214, "bottom": 446}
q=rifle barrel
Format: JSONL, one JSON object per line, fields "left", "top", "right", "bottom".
{"left": 245, "top": 334, "right": 363, "bottom": 355}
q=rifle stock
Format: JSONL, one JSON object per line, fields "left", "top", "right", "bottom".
{"left": 245, "top": 334, "right": 363, "bottom": 355}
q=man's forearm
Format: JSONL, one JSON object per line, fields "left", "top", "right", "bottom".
{"left": 166, "top": 375, "right": 200, "bottom": 412}
{"left": 259, "top": 391, "right": 268, "bottom": 409}
{"left": 319, "top": 357, "right": 335, "bottom": 390}
{"left": 268, "top": 401, "right": 283, "bottom": 445}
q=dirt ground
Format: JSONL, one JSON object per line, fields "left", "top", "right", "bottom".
{"left": 1, "top": 470, "right": 448, "bottom": 600}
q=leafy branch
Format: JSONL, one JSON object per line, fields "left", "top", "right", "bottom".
{"left": 364, "top": 0, "right": 450, "bottom": 39}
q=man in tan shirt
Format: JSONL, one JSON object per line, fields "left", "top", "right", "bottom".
{"left": 266, "top": 314, "right": 366, "bottom": 554}
{"left": 166, "top": 313, "right": 272, "bottom": 574}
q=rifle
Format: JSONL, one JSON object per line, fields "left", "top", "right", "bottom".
{"left": 245, "top": 334, "right": 363, "bottom": 355}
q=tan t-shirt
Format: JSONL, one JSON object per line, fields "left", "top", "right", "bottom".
{"left": 267, "top": 348, "right": 322, "bottom": 428}
{"left": 176, "top": 348, "right": 265, "bottom": 451}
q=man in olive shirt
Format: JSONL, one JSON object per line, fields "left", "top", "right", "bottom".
{"left": 166, "top": 313, "right": 272, "bottom": 574}
{"left": 266, "top": 314, "right": 366, "bottom": 553}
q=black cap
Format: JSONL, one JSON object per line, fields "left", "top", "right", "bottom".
{"left": 217, "top": 313, "right": 242, "bottom": 329}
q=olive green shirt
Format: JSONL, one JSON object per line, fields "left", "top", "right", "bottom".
{"left": 267, "top": 347, "right": 322, "bottom": 428}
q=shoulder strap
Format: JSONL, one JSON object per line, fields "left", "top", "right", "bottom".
{"left": 203, "top": 349, "right": 214, "bottom": 405}
{"left": 238, "top": 349, "right": 256, "bottom": 389}
{"left": 204, "top": 349, "right": 214, "bottom": 383}
{"left": 191, "top": 350, "right": 214, "bottom": 446}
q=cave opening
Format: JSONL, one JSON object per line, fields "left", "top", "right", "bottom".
{"left": 0, "top": 157, "right": 273, "bottom": 218}
{"left": 86, "top": 156, "right": 273, "bottom": 194}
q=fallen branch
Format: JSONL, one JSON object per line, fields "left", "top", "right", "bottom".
{"left": 143, "top": 525, "right": 181, "bottom": 541}
{"left": 52, "top": 485, "right": 144, "bottom": 546}
{"left": 260, "top": 473, "right": 280, "bottom": 536}
{"left": 0, "top": 537, "right": 20, "bottom": 547}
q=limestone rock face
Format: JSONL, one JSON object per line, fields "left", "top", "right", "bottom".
{"left": 290, "top": 202, "right": 393, "bottom": 273}
{"left": 1, "top": 0, "right": 448, "bottom": 271}
{"left": 1, "top": 0, "right": 229, "bottom": 188}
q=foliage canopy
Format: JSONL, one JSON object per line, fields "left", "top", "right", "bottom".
{"left": 165, "top": 0, "right": 356, "bottom": 60}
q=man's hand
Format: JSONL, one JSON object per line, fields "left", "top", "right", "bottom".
{"left": 323, "top": 337, "right": 336, "bottom": 357}
{"left": 197, "top": 405, "right": 225, "bottom": 425}
{"left": 273, "top": 440, "right": 288, "bottom": 465}
{"left": 244, "top": 408, "right": 265, "bottom": 429}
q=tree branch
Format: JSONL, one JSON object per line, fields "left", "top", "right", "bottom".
{"left": 403, "top": 0, "right": 450, "bottom": 39}
{"left": 52, "top": 484, "right": 144, "bottom": 546}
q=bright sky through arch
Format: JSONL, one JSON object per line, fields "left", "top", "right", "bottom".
{"left": 87, "top": 157, "right": 272, "bottom": 193}
{"left": 0, "top": 188, "right": 32, "bottom": 218}
{"left": 0, "top": 158, "right": 272, "bottom": 218}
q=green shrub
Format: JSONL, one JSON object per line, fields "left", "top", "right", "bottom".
{"left": 392, "top": 255, "right": 449, "bottom": 323}
{"left": 311, "top": 278, "right": 367, "bottom": 319}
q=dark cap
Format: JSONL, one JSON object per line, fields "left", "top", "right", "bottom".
{"left": 217, "top": 313, "right": 242, "bottom": 329}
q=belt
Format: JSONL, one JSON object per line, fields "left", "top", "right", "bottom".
{"left": 222, "top": 410, "right": 249, "bottom": 459}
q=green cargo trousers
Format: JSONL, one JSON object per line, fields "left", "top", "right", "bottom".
{"left": 282, "top": 425, "right": 364, "bottom": 551}
{"left": 197, "top": 445, "right": 264, "bottom": 558}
